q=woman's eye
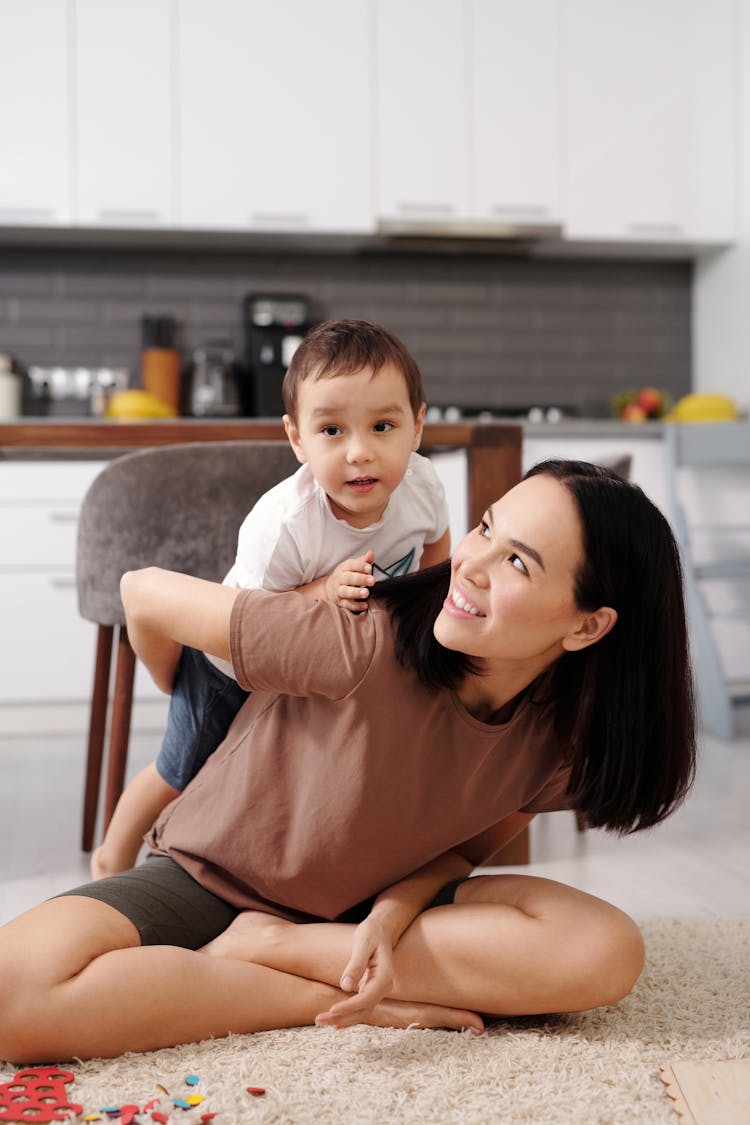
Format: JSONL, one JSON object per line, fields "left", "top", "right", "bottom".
{"left": 479, "top": 519, "right": 491, "bottom": 539}
{"left": 321, "top": 425, "right": 341, "bottom": 437}
{"left": 510, "top": 553, "right": 528, "bottom": 575}
{"left": 373, "top": 421, "right": 393, "bottom": 433}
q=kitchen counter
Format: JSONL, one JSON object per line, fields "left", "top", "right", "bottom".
{"left": 519, "top": 418, "right": 665, "bottom": 438}
{"left": 0, "top": 418, "right": 522, "bottom": 531}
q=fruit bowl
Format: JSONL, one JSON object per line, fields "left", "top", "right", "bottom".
{"left": 611, "top": 387, "right": 670, "bottom": 423}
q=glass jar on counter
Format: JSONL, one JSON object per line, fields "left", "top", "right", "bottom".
{"left": 0, "top": 353, "right": 23, "bottom": 419}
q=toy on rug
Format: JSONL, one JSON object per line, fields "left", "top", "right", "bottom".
{"left": 660, "top": 1059, "right": 750, "bottom": 1123}
{"left": 0, "top": 1067, "right": 82, "bottom": 1122}
{"left": 0, "top": 1066, "right": 272, "bottom": 1122}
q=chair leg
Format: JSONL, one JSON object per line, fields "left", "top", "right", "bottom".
{"left": 81, "top": 624, "right": 114, "bottom": 852}
{"left": 103, "top": 625, "right": 136, "bottom": 831}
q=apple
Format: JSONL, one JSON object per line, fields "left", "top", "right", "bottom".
{"left": 620, "top": 403, "right": 647, "bottom": 423}
{"left": 635, "top": 387, "right": 663, "bottom": 417}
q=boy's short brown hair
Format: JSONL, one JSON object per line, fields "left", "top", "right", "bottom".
{"left": 282, "top": 319, "right": 425, "bottom": 422}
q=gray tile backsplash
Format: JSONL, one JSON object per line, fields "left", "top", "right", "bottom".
{"left": 0, "top": 248, "right": 691, "bottom": 417}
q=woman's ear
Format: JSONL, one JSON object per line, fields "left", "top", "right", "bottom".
{"left": 283, "top": 414, "right": 307, "bottom": 464}
{"left": 413, "top": 402, "right": 426, "bottom": 450}
{"left": 562, "top": 606, "right": 618, "bottom": 652}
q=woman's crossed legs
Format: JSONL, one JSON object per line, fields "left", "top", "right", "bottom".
{"left": 203, "top": 873, "right": 645, "bottom": 1029}
{"left": 0, "top": 871, "right": 643, "bottom": 1063}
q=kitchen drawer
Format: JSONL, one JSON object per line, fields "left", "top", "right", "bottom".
{"left": 0, "top": 461, "right": 107, "bottom": 503}
{"left": 0, "top": 571, "right": 162, "bottom": 703}
{"left": 0, "top": 506, "right": 81, "bottom": 568}
{"left": 0, "top": 571, "right": 98, "bottom": 702}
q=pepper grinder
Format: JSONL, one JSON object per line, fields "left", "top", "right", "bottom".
{"left": 140, "top": 315, "right": 181, "bottom": 413}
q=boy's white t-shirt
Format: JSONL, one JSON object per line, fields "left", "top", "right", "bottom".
{"left": 208, "top": 451, "right": 449, "bottom": 678}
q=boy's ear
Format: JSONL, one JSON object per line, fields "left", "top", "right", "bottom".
{"left": 562, "top": 606, "right": 617, "bottom": 652}
{"left": 283, "top": 414, "right": 307, "bottom": 464}
{"left": 413, "top": 402, "right": 427, "bottom": 450}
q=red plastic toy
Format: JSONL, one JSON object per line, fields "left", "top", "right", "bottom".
{"left": 0, "top": 1067, "right": 82, "bottom": 1122}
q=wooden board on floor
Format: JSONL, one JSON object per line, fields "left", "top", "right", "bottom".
{"left": 660, "top": 1059, "right": 750, "bottom": 1124}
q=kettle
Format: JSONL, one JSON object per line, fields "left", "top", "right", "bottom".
{"left": 185, "top": 343, "right": 240, "bottom": 417}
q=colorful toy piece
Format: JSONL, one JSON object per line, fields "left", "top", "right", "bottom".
{"left": 0, "top": 1067, "right": 83, "bottom": 1122}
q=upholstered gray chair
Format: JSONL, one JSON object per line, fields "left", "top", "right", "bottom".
{"left": 76, "top": 440, "right": 298, "bottom": 851}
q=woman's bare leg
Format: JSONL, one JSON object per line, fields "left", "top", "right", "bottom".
{"left": 203, "top": 874, "right": 645, "bottom": 1024}
{"left": 0, "top": 896, "right": 482, "bottom": 1063}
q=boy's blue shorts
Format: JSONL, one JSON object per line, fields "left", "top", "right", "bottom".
{"left": 155, "top": 645, "right": 248, "bottom": 791}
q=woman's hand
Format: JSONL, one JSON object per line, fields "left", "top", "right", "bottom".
{"left": 314, "top": 914, "right": 394, "bottom": 1029}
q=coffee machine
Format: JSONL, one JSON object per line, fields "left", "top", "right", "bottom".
{"left": 243, "top": 294, "right": 315, "bottom": 417}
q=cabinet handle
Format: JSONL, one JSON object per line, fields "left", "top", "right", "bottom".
{"left": 96, "top": 209, "right": 162, "bottom": 224}
{"left": 249, "top": 212, "right": 311, "bottom": 226}
{"left": 491, "top": 205, "right": 552, "bottom": 217}
{"left": 50, "top": 576, "right": 77, "bottom": 589}
{"left": 395, "top": 203, "right": 456, "bottom": 215}
{"left": 0, "top": 207, "right": 58, "bottom": 220}
{"left": 48, "top": 511, "right": 79, "bottom": 523}
{"left": 627, "top": 222, "right": 684, "bottom": 236}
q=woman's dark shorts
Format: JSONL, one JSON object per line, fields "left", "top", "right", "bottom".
{"left": 57, "top": 855, "right": 470, "bottom": 948}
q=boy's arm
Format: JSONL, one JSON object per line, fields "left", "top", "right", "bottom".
{"left": 419, "top": 528, "right": 451, "bottom": 569}
{"left": 315, "top": 847, "right": 473, "bottom": 1029}
{"left": 120, "top": 568, "right": 240, "bottom": 693}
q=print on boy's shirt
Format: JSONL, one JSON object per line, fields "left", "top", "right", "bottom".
{"left": 372, "top": 547, "right": 416, "bottom": 579}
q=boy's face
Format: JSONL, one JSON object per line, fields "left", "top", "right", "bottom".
{"left": 283, "top": 363, "right": 426, "bottom": 528}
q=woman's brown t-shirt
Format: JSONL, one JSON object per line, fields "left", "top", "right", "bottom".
{"left": 148, "top": 589, "right": 572, "bottom": 922}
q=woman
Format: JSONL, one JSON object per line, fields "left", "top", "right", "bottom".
{"left": 0, "top": 461, "right": 695, "bottom": 1063}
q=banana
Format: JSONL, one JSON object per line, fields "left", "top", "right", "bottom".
{"left": 664, "top": 393, "right": 739, "bottom": 423}
{"left": 106, "top": 390, "right": 178, "bottom": 420}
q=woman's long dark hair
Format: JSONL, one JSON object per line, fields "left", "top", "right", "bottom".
{"left": 372, "top": 459, "right": 696, "bottom": 835}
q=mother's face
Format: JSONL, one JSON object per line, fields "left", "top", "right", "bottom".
{"left": 433, "top": 473, "right": 616, "bottom": 672}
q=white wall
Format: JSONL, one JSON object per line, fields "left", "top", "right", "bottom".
{"left": 693, "top": 0, "right": 750, "bottom": 412}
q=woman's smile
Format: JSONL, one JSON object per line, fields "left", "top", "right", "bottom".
{"left": 444, "top": 584, "right": 486, "bottom": 619}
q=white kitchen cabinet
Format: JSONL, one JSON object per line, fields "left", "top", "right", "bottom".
{"left": 0, "top": 461, "right": 160, "bottom": 705}
{"left": 176, "top": 0, "right": 373, "bottom": 233}
{"left": 376, "top": 0, "right": 562, "bottom": 229}
{"left": 0, "top": 0, "right": 72, "bottom": 226}
{"left": 73, "top": 0, "right": 174, "bottom": 227}
{"left": 471, "top": 0, "right": 561, "bottom": 226}
{"left": 375, "top": 0, "right": 469, "bottom": 224}
{"left": 563, "top": 0, "right": 736, "bottom": 245}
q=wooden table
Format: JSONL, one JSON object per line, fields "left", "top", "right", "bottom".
{"left": 0, "top": 418, "right": 528, "bottom": 863}
{"left": 0, "top": 418, "right": 521, "bottom": 529}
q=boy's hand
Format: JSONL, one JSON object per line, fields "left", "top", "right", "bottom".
{"left": 323, "top": 550, "right": 375, "bottom": 613}
{"left": 314, "top": 914, "right": 394, "bottom": 1029}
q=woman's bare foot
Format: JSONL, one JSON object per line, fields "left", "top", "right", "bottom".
{"left": 331, "top": 996, "right": 484, "bottom": 1035}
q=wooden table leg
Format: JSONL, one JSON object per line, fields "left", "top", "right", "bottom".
{"left": 103, "top": 625, "right": 136, "bottom": 830}
{"left": 81, "top": 624, "right": 113, "bottom": 852}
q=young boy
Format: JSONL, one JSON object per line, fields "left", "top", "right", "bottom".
{"left": 92, "top": 319, "right": 451, "bottom": 878}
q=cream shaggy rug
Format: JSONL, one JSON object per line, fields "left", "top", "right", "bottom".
{"left": 2, "top": 918, "right": 748, "bottom": 1124}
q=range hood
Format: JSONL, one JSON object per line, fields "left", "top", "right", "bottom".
{"left": 374, "top": 217, "right": 563, "bottom": 254}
